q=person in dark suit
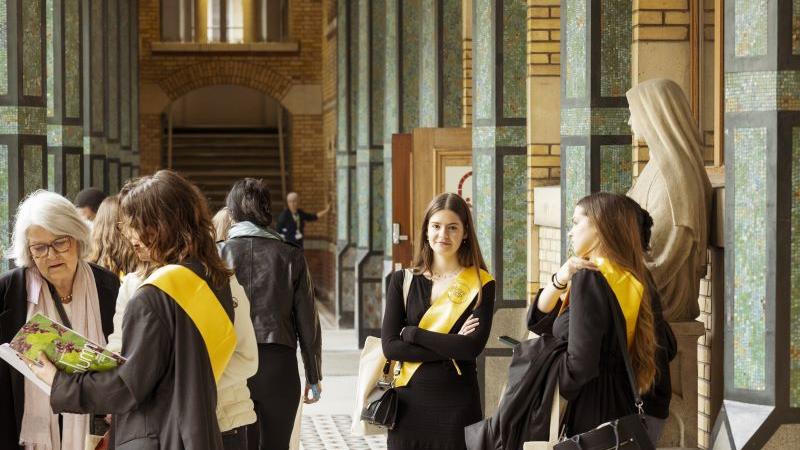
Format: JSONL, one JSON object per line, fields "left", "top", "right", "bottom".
{"left": 0, "top": 190, "right": 119, "bottom": 449}
{"left": 275, "top": 191, "right": 330, "bottom": 248}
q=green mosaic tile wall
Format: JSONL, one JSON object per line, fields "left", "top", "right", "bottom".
{"left": 599, "top": 0, "right": 630, "bottom": 98}
{"left": 401, "top": 0, "right": 420, "bottom": 132}
{"left": 46, "top": 0, "right": 54, "bottom": 118}
{"left": 0, "top": 0, "right": 7, "bottom": 96}
{"left": 349, "top": 169, "right": 358, "bottom": 242}
{"left": 120, "top": 2, "right": 131, "bottom": 147}
{"left": 92, "top": 158, "right": 104, "bottom": 190}
{"left": 474, "top": 152, "right": 493, "bottom": 272}
{"left": 120, "top": 165, "right": 131, "bottom": 187}
{"left": 734, "top": 0, "right": 768, "bottom": 57}
{"left": 419, "top": 0, "right": 437, "bottom": 126}
{"left": 442, "top": 0, "right": 462, "bottom": 128}
{"left": 732, "top": 127, "right": 767, "bottom": 391}
{"left": 47, "top": 152, "right": 54, "bottom": 190}
{"left": 0, "top": 107, "right": 47, "bottom": 135}
{"left": 794, "top": 0, "right": 800, "bottom": 55}
{"left": 565, "top": 146, "right": 587, "bottom": 257}
{"left": 90, "top": 0, "right": 103, "bottom": 133}
{"left": 791, "top": 127, "right": 800, "bottom": 406}
{"left": 502, "top": 154, "right": 526, "bottom": 300}
{"left": 22, "top": 0, "right": 42, "bottom": 97}
{"left": 371, "top": 165, "right": 384, "bottom": 252}
{"left": 65, "top": 0, "right": 79, "bottom": 119}
{"left": 725, "top": 71, "right": 800, "bottom": 113}
{"left": 599, "top": 145, "right": 632, "bottom": 193}
{"left": 336, "top": 0, "right": 348, "bottom": 154}
{"left": 565, "top": 0, "right": 587, "bottom": 99}
{"left": 337, "top": 167, "right": 348, "bottom": 241}
{"left": 0, "top": 145, "right": 7, "bottom": 271}
{"left": 357, "top": 164, "right": 369, "bottom": 248}
{"left": 561, "top": 107, "right": 630, "bottom": 136}
{"left": 108, "top": 161, "right": 119, "bottom": 194}
{"left": 357, "top": 0, "right": 369, "bottom": 147}
{"left": 107, "top": 0, "right": 119, "bottom": 141}
{"left": 47, "top": 124, "right": 83, "bottom": 147}
{"left": 473, "top": 125, "right": 526, "bottom": 148}
{"left": 502, "top": 0, "right": 526, "bottom": 119}
{"left": 23, "top": 145, "right": 43, "bottom": 197}
{"left": 65, "top": 153, "right": 80, "bottom": 200}
{"left": 473, "top": 0, "right": 492, "bottom": 121}
{"left": 349, "top": 1, "right": 359, "bottom": 152}
{"left": 370, "top": 0, "right": 385, "bottom": 147}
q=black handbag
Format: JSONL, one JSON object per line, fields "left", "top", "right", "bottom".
{"left": 360, "top": 359, "right": 399, "bottom": 430}
{"left": 553, "top": 297, "right": 655, "bottom": 450}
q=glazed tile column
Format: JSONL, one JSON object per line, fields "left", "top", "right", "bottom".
{"left": 105, "top": 0, "right": 120, "bottom": 194}
{"left": 354, "top": 0, "right": 386, "bottom": 345}
{"left": 711, "top": 1, "right": 800, "bottom": 448}
{"left": 118, "top": 0, "right": 131, "bottom": 185}
{"left": 463, "top": 0, "right": 473, "bottom": 127}
{"left": 82, "top": 0, "right": 107, "bottom": 190}
{"left": 0, "top": 0, "right": 48, "bottom": 268}
{"left": 419, "top": 0, "right": 463, "bottom": 128}
{"left": 130, "top": 0, "right": 139, "bottom": 177}
{"left": 45, "top": 0, "right": 83, "bottom": 201}
{"left": 381, "top": 0, "right": 420, "bottom": 285}
{"left": 472, "top": 0, "right": 528, "bottom": 415}
{"left": 335, "top": 0, "right": 357, "bottom": 328}
{"left": 559, "top": 0, "right": 632, "bottom": 258}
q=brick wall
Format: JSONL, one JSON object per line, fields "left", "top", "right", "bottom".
{"left": 137, "top": 0, "right": 335, "bottom": 300}
{"left": 537, "top": 225, "right": 562, "bottom": 287}
{"left": 696, "top": 247, "right": 723, "bottom": 449}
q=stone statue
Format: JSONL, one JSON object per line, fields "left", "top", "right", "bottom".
{"left": 625, "top": 78, "right": 712, "bottom": 321}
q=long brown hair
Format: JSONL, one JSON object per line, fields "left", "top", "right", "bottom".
{"left": 119, "top": 170, "right": 232, "bottom": 289}
{"left": 411, "top": 193, "right": 488, "bottom": 306}
{"left": 90, "top": 195, "right": 139, "bottom": 275}
{"left": 577, "top": 192, "right": 657, "bottom": 394}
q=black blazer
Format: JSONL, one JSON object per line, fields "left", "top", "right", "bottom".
{"left": 0, "top": 263, "right": 119, "bottom": 449}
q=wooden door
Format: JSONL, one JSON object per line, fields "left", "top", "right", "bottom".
{"left": 391, "top": 133, "right": 413, "bottom": 269}
{"left": 410, "top": 128, "right": 472, "bottom": 253}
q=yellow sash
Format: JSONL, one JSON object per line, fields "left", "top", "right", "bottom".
{"left": 143, "top": 265, "right": 237, "bottom": 382}
{"left": 593, "top": 257, "right": 644, "bottom": 346}
{"left": 394, "top": 267, "right": 493, "bottom": 387}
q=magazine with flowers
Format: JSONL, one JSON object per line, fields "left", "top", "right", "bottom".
{"left": 0, "top": 312, "right": 126, "bottom": 394}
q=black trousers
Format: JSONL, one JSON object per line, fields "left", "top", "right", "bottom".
{"left": 247, "top": 344, "right": 301, "bottom": 450}
{"left": 222, "top": 425, "right": 249, "bottom": 450}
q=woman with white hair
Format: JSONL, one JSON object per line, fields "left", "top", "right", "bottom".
{"left": 0, "top": 190, "right": 119, "bottom": 449}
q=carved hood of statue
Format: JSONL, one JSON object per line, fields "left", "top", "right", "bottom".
{"left": 625, "top": 78, "right": 712, "bottom": 321}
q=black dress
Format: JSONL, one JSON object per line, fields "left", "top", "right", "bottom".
{"left": 381, "top": 270, "right": 496, "bottom": 450}
{"left": 527, "top": 269, "right": 638, "bottom": 436}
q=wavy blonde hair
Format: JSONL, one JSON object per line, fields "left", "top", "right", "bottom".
{"left": 90, "top": 195, "right": 140, "bottom": 276}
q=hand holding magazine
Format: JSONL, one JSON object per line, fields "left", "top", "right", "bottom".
{"left": 0, "top": 312, "right": 126, "bottom": 395}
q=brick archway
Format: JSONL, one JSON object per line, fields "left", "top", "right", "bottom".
{"left": 158, "top": 61, "right": 293, "bottom": 107}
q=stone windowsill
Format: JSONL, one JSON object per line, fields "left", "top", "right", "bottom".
{"left": 150, "top": 41, "right": 300, "bottom": 54}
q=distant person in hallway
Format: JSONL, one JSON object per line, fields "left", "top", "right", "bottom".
{"left": 276, "top": 191, "right": 331, "bottom": 248}
{"left": 382, "top": 193, "right": 495, "bottom": 450}
{"left": 213, "top": 207, "right": 234, "bottom": 242}
{"left": 30, "top": 170, "right": 238, "bottom": 450}
{"left": 74, "top": 187, "right": 107, "bottom": 223}
{"left": 527, "top": 192, "right": 658, "bottom": 438}
{"left": 0, "top": 190, "right": 119, "bottom": 449}
{"left": 219, "top": 178, "right": 322, "bottom": 450}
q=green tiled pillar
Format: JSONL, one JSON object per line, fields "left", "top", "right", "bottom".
{"left": 81, "top": 0, "right": 107, "bottom": 191}
{"left": 559, "top": 0, "right": 632, "bottom": 258}
{"left": 419, "top": 0, "right": 464, "bottom": 128}
{"left": 104, "top": 0, "right": 120, "bottom": 194}
{"left": 129, "top": 0, "right": 139, "bottom": 178}
{"left": 0, "top": 0, "right": 48, "bottom": 268}
{"left": 118, "top": 0, "right": 131, "bottom": 186}
{"left": 46, "top": 0, "right": 83, "bottom": 201}
{"left": 472, "top": 0, "right": 528, "bottom": 415}
{"left": 336, "top": 0, "right": 357, "bottom": 328}
{"left": 355, "top": 0, "right": 386, "bottom": 345}
{"left": 712, "top": 1, "right": 800, "bottom": 448}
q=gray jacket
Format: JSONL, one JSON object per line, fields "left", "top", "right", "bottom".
{"left": 218, "top": 223, "right": 322, "bottom": 384}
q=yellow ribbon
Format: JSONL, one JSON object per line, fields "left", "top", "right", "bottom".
{"left": 394, "top": 267, "right": 493, "bottom": 387}
{"left": 143, "top": 265, "right": 237, "bottom": 382}
{"left": 592, "top": 257, "right": 644, "bottom": 346}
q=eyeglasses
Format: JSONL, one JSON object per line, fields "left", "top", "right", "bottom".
{"left": 29, "top": 236, "right": 72, "bottom": 258}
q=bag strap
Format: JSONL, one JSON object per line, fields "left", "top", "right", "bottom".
{"left": 609, "top": 294, "right": 644, "bottom": 414}
{"left": 402, "top": 268, "right": 412, "bottom": 308}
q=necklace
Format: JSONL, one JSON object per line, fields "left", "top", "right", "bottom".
{"left": 59, "top": 293, "right": 73, "bottom": 304}
{"left": 429, "top": 267, "right": 462, "bottom": 282}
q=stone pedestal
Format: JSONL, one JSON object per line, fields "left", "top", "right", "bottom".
{"left": 658, "top": 320, "right": 705, "bottom": 449}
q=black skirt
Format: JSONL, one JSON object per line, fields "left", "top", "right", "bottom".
{"left": 388, "top": 360, "right": 482, "bottom": 450}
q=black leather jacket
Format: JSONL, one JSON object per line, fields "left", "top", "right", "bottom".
{"left": 219, "top": 235, "right": 322, "bottom": 384}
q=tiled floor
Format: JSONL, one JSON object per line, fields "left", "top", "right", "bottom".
{"left": 299, "top": 415, "right": 387, "bottom": 450}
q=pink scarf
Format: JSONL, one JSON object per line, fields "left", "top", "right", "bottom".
{"left": 20, "top": 262, "right": 104, "bottom": 450}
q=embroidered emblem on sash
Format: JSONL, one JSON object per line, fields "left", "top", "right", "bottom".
{"left": 448, "top": 280, "right": 469, "bottom": 304}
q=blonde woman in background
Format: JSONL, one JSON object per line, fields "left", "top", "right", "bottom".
{"left": 214, "top": 207, "right": 234, "bottom": 243}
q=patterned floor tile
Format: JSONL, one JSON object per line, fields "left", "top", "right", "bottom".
{"left": 300, "top": 415, "right": 387, "bottom": 450}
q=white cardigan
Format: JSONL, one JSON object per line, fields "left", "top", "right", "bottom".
{"left": 107, "top": 272, "right": 258, "bottom": 432}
